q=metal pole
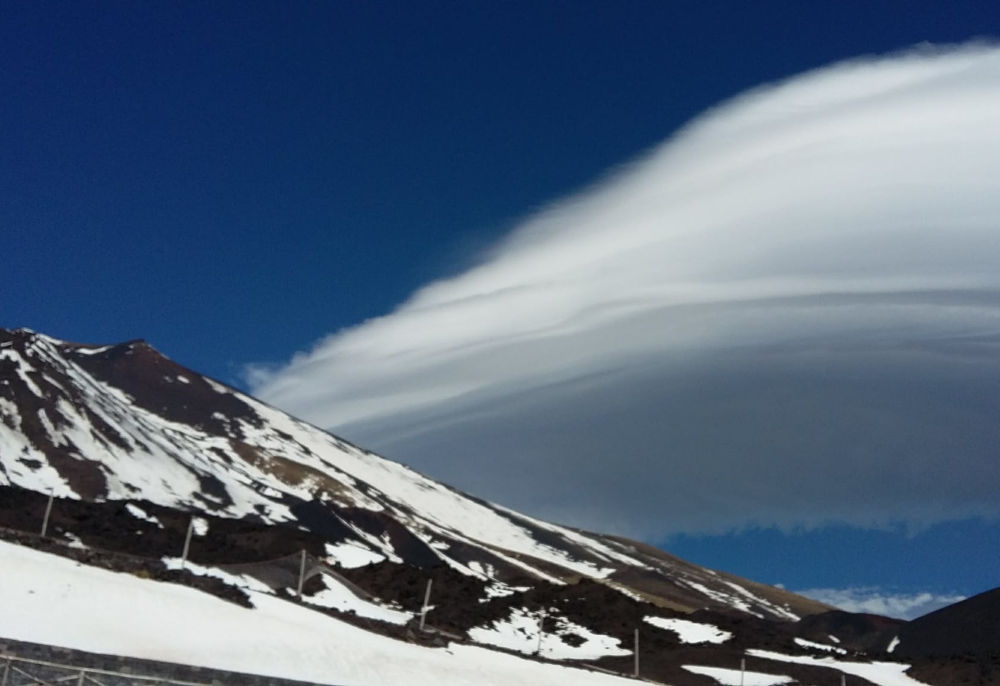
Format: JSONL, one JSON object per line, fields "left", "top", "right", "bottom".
{"left": 633, "top": 628, "right": 640, "bottom": 677}
{"left": 180, "top": 516, "right": 195, "bottom": 569}
{"left": 841, "top": 674, "right": 846, "bottom": 686}
{"left": 41, "top": 489, "right": 54, "bottom": 537}
{"left": 740, "top": 653, "right": 746, "bottom": 686}
{"left": 296, "top": 549, "right": 307, "bottom": 597}
{"left": 419, "top": 578, "right": 433, "bottom": 631}
{"left": 536, "top": 611, "right": 545, "bottom": 656}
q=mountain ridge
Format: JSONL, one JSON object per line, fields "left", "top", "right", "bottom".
{"left": 0, "top": 326, "right": 828, "bottom": 620}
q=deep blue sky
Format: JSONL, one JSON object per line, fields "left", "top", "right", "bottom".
{"left": 5, "top": 2, "right": 1000, "bottom": 613}
{"left": 8, "top": 1, "right": 999, "bottom": 378}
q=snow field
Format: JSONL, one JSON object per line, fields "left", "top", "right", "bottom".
{"left": 683, "top": 665, "right": 794, "bottom": 685}
{"left": 0, "top": 541, "right": 638, "bottom": 686}
{"left": 748, "top": 649, "right": 931, "bottom": 686}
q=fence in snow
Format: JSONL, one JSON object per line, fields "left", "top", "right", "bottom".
{"left": 6, "top": 494, "right": 684, "bottom": 683}
{"left": 0, "top": 654, "right": 213, "bottom": 686}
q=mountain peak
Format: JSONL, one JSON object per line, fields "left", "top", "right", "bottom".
{"left": 0, "top": 328, "right": 152, "bottom": 354}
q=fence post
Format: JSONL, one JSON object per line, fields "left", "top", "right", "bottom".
{"left": 77, "top": 669, "right": 85, "bottom": 686}
{"left": 536, "top": 611, "right": 546, "bottom": 656}
{"left": 740, "top": 651, "right": 746, "bottom": 686}
{"left": 419, "top": 578, "right": 433, "bottom": 631}
{"left": 634, "top": 627, "right": 639, "bottom": 677}
{"left": 296, "top": 549, "right": 307, "bottom": 598}
{"left": 180, "top": 516, "right": 195, "bottom": 569}
{"left": 41, "top": 489, "right": 54, "bottom": 537}
{"left": 2, "top": 657, "right": 10, "bottom": 686}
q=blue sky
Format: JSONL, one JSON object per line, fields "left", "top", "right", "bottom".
{"left": 4, "top": 2, "right": 1000, "bottom": 617}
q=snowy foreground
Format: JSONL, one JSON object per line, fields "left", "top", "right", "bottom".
{"left": 0, "top": 541, "right": 934, "bottom": 686}
{"left": 0, "top": 541, "right": 636, "bottom": 686}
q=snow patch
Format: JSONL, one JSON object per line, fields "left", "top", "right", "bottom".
{"left": 324, "top": 542, "right": 385, "bottom": 569}
{"left": 683, "top": 580, "right": 765, "bottom": 618}
{"left": 469, "top": 607, "right": 631, "bottom": 660}
{"left": 73, "top": 346, "right": 112, "bottom": 356}
{"left": 644, "top": 616, "right": 732, "bottom": 644}
{"left": 62, "top": 532, "right": 87, "bottom": 550}
{"left": 305, "top": 573, "right": 412, "bottom": 625}
{"left": 795, "top": 637, "right": 847, "bottom": 654}
{"left": 191, "top": 517, "right": 209, "bottom": 536}
{"left": 125, "top": 504, "right": 164, "bottom": 528}
{"left": 162, "top": 557, "right": 272, "bottom": 594}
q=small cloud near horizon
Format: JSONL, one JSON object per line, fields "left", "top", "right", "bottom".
{"left": 796, "top": 587, "right": 967, "bottom": 620}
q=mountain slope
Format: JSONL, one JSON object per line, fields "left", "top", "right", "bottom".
{"left": 896, "top": 586, "right": 1000, "bottom": 659}
{"left": 0, "top": 327, "right": 826, "bottom": 619}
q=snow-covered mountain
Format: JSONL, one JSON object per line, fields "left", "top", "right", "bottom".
{"left": 0, "top": 327, "right": 823, "bottom": 620}
{"left": 2, "top": 327, "right": 988, "bottom": 686}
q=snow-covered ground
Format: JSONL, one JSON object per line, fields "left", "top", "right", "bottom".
{"left": 162, "top": 556, "right": 411, "bottom": 625}
{"left": 468, "top": 607, "right": 631, "bottom": 660}
{"left": 0, "top": 541, "right": 638, "bottom": 686}
{"left": 748, "top": 649, "right": 931, "bottom": 686}
{"left": 644, "top": 616, "right": 732, "bottom": 644}
{"left": 305, "top": 573, "right": 412, "bottom": 625}
{"left": 683, "top": 665, "right": 793, "bottom": 685}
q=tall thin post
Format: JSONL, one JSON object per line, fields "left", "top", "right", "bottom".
{"left": 180, "top": 516, "right": 195, "bottom": 569}
{"left": 841, "top": 674, "right": 846, "bottom": 686}
{"left": 296, "top": 549, "right": 307, "bottom": 597}
{"left": 40, "top": 489, "right": 54, "bottom": 537}
{"left": 536, "top": 611, "right": 545, "bottom": 656}
{"left": 77, "top": 670, "right": 85, "bottom": 686}
{"left": 419, "top": 578, "right": 433, "bottom": 631}
{"left": 740, "top": 652, "right": 746, "bottom": 686}
{"left": 2, "top": 657, "right": 10, "bottom": 686}
{"left": 633, "top": 628, "right": 640, "bottom": 677}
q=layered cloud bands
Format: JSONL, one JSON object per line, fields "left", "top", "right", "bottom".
{"left": 255, "top": 45, "right": 1000, "bottom": 535}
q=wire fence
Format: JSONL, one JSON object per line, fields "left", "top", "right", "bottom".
{"left": 0, "top": 655, "right": 213, "bottom": 686}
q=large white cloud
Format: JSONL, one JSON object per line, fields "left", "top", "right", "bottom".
{"left": 253, "top": 44, "right": 1000, "bottom": 536}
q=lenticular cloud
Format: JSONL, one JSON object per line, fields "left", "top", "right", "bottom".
{"left": 254, "top": 45, "right": 1000, "bottom": 535}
